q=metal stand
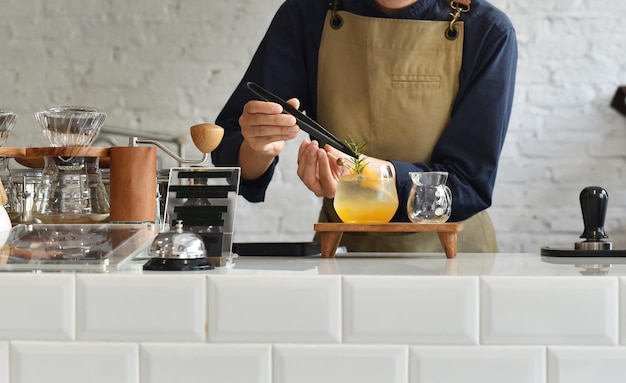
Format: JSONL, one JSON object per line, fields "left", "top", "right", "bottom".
{"left": 163, "top": 167, "right": 240, "bottom": 267}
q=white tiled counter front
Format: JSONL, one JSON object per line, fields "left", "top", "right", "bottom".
{"left": 2, "top": 253, "right": 626, "bottom": 383}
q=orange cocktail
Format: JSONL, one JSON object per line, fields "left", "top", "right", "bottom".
{"left": 333, "top": 165, "right": 399, "bottom": 224}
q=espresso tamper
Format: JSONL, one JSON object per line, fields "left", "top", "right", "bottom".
{"left": 540, "top": 186, "right": 626, "bottom": 257}
{"left": 575, "top": 186, "right": 612, "bottom": 251}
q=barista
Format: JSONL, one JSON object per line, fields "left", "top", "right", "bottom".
{"left": 212, "top": 0, "right": 518, "bottom": 252}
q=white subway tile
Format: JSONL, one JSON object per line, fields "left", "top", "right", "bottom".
{"left": 10, "top": 341, "right": 138, "bottom": 383}
{"left": 76, "top": 274, "right": 205, "bottom": 341}
{"left": 344, "top": 276, "right": 478, "bottom": 344}
{"left": 0, "top": 342, "right": 8, "bottom": 383}
{"left": 207, "top": 275, "right": 341, "bottom": 343}
{"left": 0, "top": 274, "right": 74, "bottom": 340}
{"left": 140, "top": 343, "right": 270, "bottom": 383}
{"left": 618, "top": 277, "right": 626, "bottom": 345}
{"left": 274, "top": 345, "right": 407, "bottom": 383}
{"left": 548, "top": 346, "right": 626, "bottom": 383}
{"left": 481, "top": 276, "right": 618, "bottom": 345}
{"left": 410, "top": 346, "right": 545, "bottom": 383}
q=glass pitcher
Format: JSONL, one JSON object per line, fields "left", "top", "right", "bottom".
{"left": 407, "top": 171, "right": 452, "bottom": 223}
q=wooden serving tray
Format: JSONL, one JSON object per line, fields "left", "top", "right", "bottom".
{"left": 314, "top": 222, "right": 464, "bottom": 258}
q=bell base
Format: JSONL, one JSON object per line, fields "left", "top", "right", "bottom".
{"left": 143, "top": 257, "right": 214, "bottom": 271}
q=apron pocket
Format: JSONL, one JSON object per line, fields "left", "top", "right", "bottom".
{"left": 391, "top": 74, "right": 440, "bottom": 90}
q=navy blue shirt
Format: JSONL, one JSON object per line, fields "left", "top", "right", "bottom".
{"left": 212, "top": 0, "right": 518, "bottom": 222}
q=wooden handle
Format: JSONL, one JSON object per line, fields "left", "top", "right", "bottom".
{"left": 190, "top": 123, "right": 224, "bottom": 154}
{"left": 0, "top": 178, "right": 7, "bottom": 206}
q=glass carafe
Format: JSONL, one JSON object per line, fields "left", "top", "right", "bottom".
{"left": 33, "top": 156, "right": 109, "bottom": 223}
{"left": 32, "top": 106, "right": 109, "bottom": 224}
{"left": 407, "top": 171, "right": 452, "bottom": 223}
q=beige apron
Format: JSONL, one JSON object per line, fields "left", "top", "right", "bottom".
{"left": 315, "top": 9, "right": 498, "bottom": 252}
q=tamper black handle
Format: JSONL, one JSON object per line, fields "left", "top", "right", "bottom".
{"left": 579, "top": 186, "right": 609, "bottom": 241}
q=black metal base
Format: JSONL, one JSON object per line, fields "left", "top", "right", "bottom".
{"left": 541, "top": 246, "right": 626, "bottom": 257}
{"left": 143, "top": 257, "right": 214, "bottom": 271}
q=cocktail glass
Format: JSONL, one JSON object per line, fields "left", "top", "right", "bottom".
{"left": 333, "top": 164, "right": 399, "bottom": 224}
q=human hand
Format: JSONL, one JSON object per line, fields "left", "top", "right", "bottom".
{"left": 297, "top": 140, "right": 347, "bottom": 198}
{"left": 239, "top": 98, "right": 301, "bottom": 158}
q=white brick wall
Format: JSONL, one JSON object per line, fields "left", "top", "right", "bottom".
{"left": 1, "top": 0, "right": 625, "bottom": 252}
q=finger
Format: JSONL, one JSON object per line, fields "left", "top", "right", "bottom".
{"left": 298, "top": 143, "right": 325, "bottom": 197}
{"left": 242, "top": 114, "right": 298, "bottom": 132}
{"left": 297, "top": 140, "right": 319, "bottom": 180}
{"left": 286, "top": 98, "right": 301, "bottom": 110}
{"left": 243, "top": 100, "right": 282, "bottom": 115}
{"left": 241, "top": 101, "right": 297, "bottom": 129}
{"left": 316, "top": 149, "right": 337, "bottom": 198}
{"left": 323, "top": 144, "right": 349, "bottom": 177}
{"left": 297, "top": 139, "right": 311, "bottom": 166}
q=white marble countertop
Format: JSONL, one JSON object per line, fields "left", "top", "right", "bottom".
{"left": 124, "top": 252, "right": 626, "bottom": 277}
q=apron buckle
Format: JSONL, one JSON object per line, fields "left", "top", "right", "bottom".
{"left": 445, "top": 1, "right": 470, "bottom": 40}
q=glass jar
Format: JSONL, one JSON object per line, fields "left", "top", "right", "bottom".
{"left": 32, "top": 156, "right": 109, "bottom": 224}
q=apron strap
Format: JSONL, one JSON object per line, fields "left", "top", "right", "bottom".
{"left": 329, "top": 0, "right": 471, "bottom": 39}
{"left": 446, "top": 1, "right": 471, "bottom": 40}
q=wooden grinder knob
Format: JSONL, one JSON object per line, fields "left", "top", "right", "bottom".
{"left": 190, "top": 123, "right": 224, "bottom": 153}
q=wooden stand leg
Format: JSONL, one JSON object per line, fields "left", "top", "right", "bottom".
{"left": 320, "top": 231, "right": 343, "bottom": 258}
{"left": 314, "top": 223, "right": 463, "bottom": 258}
{"left": 437, "top": 232, "right": 458, "bottom": 259}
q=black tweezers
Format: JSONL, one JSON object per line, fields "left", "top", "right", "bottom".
{"left": 245, "top": 82, "right": 356, "bottom": 158}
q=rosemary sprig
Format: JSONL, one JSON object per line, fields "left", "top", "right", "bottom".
{"left": 344, "top": 136, "right": 369, "bottom": 175}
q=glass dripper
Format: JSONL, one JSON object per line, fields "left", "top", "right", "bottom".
{"left": 0, "top": 110, "right": 21, "bottom": 222}
{"left": 32, "top": 106, "right": 109, "bottom": 224}
{"left": 0, "top": 110, "right": 17, "bottom": 147}
{"left": 35, "top": 106, "right": 105, "bottom": 147}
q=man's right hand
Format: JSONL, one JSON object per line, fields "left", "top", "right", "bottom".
{"left": 239, "top": 99, "right": 301, "bottom": 157}
{"left": 237, "top": 98, "right": 301, "bottom": 180}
